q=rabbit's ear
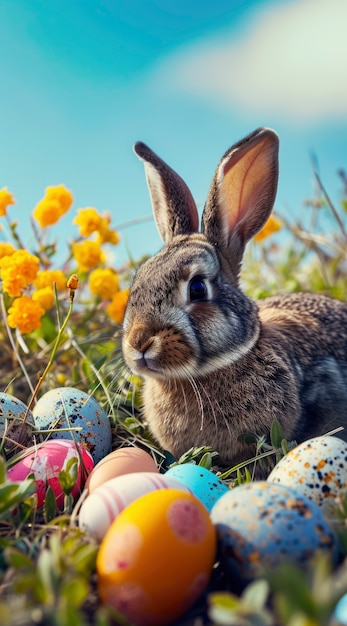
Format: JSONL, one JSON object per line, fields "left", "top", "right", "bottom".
{"left": 202, "top": 127, "right": 279, "bottom": 271}
{"left": 134, "top": 142, "right": 199, "bottom": 244}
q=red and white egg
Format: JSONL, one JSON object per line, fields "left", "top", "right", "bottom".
{"left": 7, "top": 439, "right": 94, "bottom": 508}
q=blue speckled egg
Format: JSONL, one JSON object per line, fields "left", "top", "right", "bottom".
{"left": 0, "top": 392, "right": 35, "bottom": 457}
{"left": 267, "top": 436, "right": 347, "bottom": 514}
{"left": 32, "top": 387, "right": 112, "bottom": 463}
{"left": 210, "top": 481, "right": 339, "bottom": 581}
{"left": 165, "top": 463, "right": 229, "bottom": 512}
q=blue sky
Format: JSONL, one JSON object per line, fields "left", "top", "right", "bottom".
{"left": 1, "top": 0, "right": 346, "bottom": 266}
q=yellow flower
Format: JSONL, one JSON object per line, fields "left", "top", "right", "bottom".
{"left": 98, "top": 215, "right": 120, "bottom": 245}
{"left": 0, "top": 249, "right": 40, "bottom": 297}
{"left": 254, "top": 214, "right": 282, "bottom": 243}
{"left": 97, "top": 227, "right": 120, "bottom": 246}
{"left": 106, "top": 288, "right": 130, "bottom": 324}
{"left": 34, "top": 269, "right": 66, "bottom": 291}
{"left": 89, "top": 268, "right": 119, "bottom": 300}
{"left": 33, "top": 185, "right": 73, "bottom": 227}
{"left": 71, "top": 240, "right": 105, "bottom": 271}
{"left": 74, "top": 207, "right": 103, "bottom": 237}
{"left": 0, "top": 242, "right": 16, "bottom": 259}
{"left": 7, "top": 295, "right": 45, "bottom": 334}
{"left": 0, "top": 188, "right": 15, "bottom": 217}
{"left": 74, "top": 208, "right": 120, "bottom": 245}
{"left": 32, "top": 286, "right": 55, "bottom": 311}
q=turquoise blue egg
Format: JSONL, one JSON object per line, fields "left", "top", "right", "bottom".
{"left": 334, "top": 593, "right": 347, "bottom": 624}
{"left": 165, "top": 463, "right": 229, "bottom": 511}
{"left": 210, "top": 481, "right": 339, "bottom": 581}
{"left": 33, "top": 387, "right": 112, "bottom": 463}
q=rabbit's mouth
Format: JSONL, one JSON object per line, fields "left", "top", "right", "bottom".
{"left": 122, "top": 324, "right": 197, "bottom": 380}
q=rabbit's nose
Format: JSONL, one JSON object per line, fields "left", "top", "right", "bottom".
{"left": 127, "top": 324, "right": 155, "bottom": 354}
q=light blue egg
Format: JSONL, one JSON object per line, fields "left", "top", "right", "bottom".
{"left": 210, "top": 481, "right": 339, "bottom": 581}
{"left": 165, "top": 463, "right": 229, "bottom": 512}
{"left": 33, "top": 387, "right": 111, "bottom": 463}
{"left": 0, "top": 392, "right": 35, "bottom": 456}
{"left": 334, "top": 593, "right": 347, "bottom": 624}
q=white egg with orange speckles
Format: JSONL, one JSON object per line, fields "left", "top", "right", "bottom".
{"left": 267, "top": 435, "right": 347, "bottom": 513}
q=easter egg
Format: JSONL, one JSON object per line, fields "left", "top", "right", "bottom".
{"left": 211, "top": 481, "right": 339, "bottom": 581}
{"left": 0, "top": 392, "right": 35, "bottom": 458}
{"left": 79, "top": 472, "right": 191, "bottom": 540}
{"left": 86, "top": 447, "right": 159, "bottom": 493}
{"left": 32, "top": 387, "right": 112, "bottom": 463}
{"left": 97, "top": 489, "right": 216, "bottom": 626}
{"left": 334, "top": 593, "right": 347, "bottom": 624}
{"left": 7, "top": 439, "right": 94, "bottom": 508}
{"left": 267, "top": 435, "right": 347, "bottom": 515}
{"left": 165, "top": 463, "right": 229, "bottom": 511}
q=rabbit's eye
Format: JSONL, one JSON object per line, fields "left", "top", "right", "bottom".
{"left": 189, "top": 277, "right": 207, "bottom": 302}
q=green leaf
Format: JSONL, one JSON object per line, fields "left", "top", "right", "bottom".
{"left": 4, "top": 548, "right": 33, "bottom": 570}
{"left": 199, "top": 452, "right": 213, "bottom": 469}
{"left": 0, "top": 478, "right": 37, "bottom": 520}
{"left": 66, "top": 543, "right": 98, "bottom": 574}
{"left": 270, "top": 420, "right": 284, "bottom": 449}
{"left": 270, "top": 564, "right": 317, "bottom": 619}
{"left": 237, "top": 431, "right": 258, "bottom": 444}
{"left": 209, "top": 591, "right": 240, "bottom": 610}
{"left": 0, "top": 456, "right": 6, "bottom": 484}
{"left": 244, "top": 466, "right": 252, "bottom": 483}
{"left": 59, "top": 458, "right": 78, "bottom": 496}
{"left": 60, "top": 577, "right": 89, "bottom": 608}
{"left": 44, "top": 485, "right": 57, "bottom": 522}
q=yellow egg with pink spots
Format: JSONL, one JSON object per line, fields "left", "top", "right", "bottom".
{"left": 96, "top": 488, "right": 216, "bottom": 626}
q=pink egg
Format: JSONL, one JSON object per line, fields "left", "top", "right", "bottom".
{"left": 78, "top": 472, "right": 191, "bottom": 540}
{"left": 86, "top": 447, "right": 159, "bottom": 493}
{"left": 7, "top": 439, "right": 94, "bottom": 508}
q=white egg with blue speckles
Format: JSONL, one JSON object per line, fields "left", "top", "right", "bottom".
{"left": 267, "top": 435, "right": 347, "bottom": 513}
{"left": 211, "top": 481, "right": 339, "bottom": 582}
{"left": 33, "top": 387, "right": 112, "bottom": 463}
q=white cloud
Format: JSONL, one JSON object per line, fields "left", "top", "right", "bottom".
{"left": 153, "top": 0, "right": 347, "bottom": 123}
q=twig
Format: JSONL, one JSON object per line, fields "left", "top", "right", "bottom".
{"left": 115, "top": 214, "right": 153, "bottom": 231}
{"left": 313, "top": 170, "right": 347, "bottom": 239}
{"left": 18, "top": 277, "right": 78, "bottom": 440}
{"left": 0, "top": 291, "right": 35, "bottom": 395}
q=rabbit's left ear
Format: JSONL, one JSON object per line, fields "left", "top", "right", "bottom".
{"left": 202, "top": 128, "right": 279, "bottom": 268}
{"left": 134, "top": 142, "right": 199, "bottom": 244}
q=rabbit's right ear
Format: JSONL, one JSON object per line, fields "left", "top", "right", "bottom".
{"left": 134, "top": 142, "right": 199, "bottom": 245}
{"left": 202, "top": 128, "right": 279, "bottom": 273}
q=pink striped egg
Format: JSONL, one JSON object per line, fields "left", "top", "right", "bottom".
{"left": 78, "top": 472, "right": 191, "bottom": 540}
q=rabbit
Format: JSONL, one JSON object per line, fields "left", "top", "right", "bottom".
{"left": 122, "top": 127, "right": 347, "bottom": 473}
